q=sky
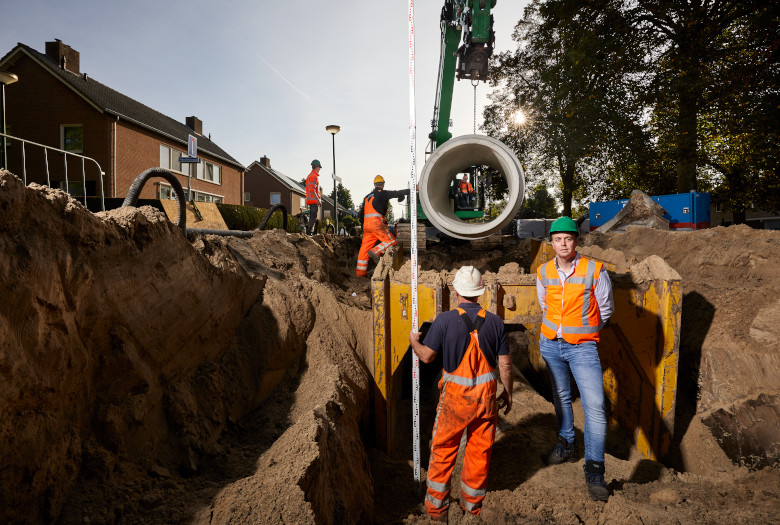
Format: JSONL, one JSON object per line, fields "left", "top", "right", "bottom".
{"left": 1, "top": 0, "right": 530, "bottom": 205}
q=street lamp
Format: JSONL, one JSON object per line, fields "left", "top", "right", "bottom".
{"left": 326, "top": 124, "right": 341, "bottom": 235}
{"left": 0, "top": 71, "right": 19, "bottom": 170}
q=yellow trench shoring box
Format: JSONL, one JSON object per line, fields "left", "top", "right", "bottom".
{"left": 372, "top": 240, "right": 681, "bottom": 461}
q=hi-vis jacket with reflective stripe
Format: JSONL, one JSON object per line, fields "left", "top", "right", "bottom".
{"left": 537, "top": 257, "right": 604, "bottom": 344}
{"left": 305, "top": 170, "right": 320, "bottom": 205}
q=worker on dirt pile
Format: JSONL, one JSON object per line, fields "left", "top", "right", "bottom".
{"left": 409, "top": 266, "right": 513, "bottom": 521}
{"left": 355, "top": 175, "right": 409, "bottom": 277}
{"left": 305, "top": 160, "right": 322, "bottom": 235}
{"left": 458, "top": 173, "right": 476, "bottom": 208}
{"left": 536, "top": 216, "right": 614, "bottom": 502}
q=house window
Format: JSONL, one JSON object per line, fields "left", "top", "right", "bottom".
{"left": 160, "top": 184, "right": 176, "bottom": 200}
{"left": 61, "top": 124, "right": 83, "bottom": 153}
{"left": 195, "top": 160, "right": 221, "bottom": 185}
{"left": 300, "top": 197, "right": 306, "bottom": 208}
{"left": 270, "top": 192, "right": 281, "bottom": 205}
{"left": 191, "top": 190, "right": 223, "bottom": 203}
{"left": 159, "top": 144, "right": 189, "bottom": 175}
{"left": 715, "top": 202, "right": 722, "bottom": 213}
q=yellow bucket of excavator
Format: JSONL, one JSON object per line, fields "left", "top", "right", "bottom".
{"left": 372, "top": 239, "right": 681, "bottom": 461}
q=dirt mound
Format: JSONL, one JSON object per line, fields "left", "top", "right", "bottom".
{"left": 2, "top": 168, "right": 779, "bottom": 524}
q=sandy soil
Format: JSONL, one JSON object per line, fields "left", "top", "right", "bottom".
{"left": 1, "top": 171, "right": 778, "bottom": 524}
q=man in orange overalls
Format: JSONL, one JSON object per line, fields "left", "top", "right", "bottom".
{"left": 355, "top": 175, "right": 409, "bottom": 277}
{"left": 409, "top": 266, "right": 514, "bottom": 522}
{"left": 305, "top": 160, "right": 322, "bottom": 235}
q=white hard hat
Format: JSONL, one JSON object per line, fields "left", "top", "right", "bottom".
{"left": 452, "top": 266, "right": 485, "bottom": 298}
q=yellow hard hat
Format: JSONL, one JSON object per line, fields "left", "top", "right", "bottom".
{"left": 374, "top": 175, "right": 385, "bottom": 184}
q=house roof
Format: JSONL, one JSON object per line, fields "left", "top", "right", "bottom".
{"left": 0, "top": 43, "right": 244, "bottom": 171}
{"left": 247, "top": 161, "right": 305, "bottom": 195}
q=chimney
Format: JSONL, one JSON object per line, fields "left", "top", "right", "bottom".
{"left": 260, "top": 155, "right": 271, "bottom": 168}
{"left": 45, "top": 39, "right": 80, "bottom": 75}
{"left": 186, "top": 116, "right": 203, "bottom": 135}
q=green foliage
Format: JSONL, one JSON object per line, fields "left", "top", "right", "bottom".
{"left": 329, "top": 183, "right": 355, "bottom": 211}
{"left": 216, "top": 203, "right": 300, "bottom": 233}
{"left": 341, "top": 215, "right": 358, "bottom": 229}
{"left": 385, "top": 202, "right": 395, "bottom": 223}
{"left": 216, "top": 203, "right": 264, "bottom": 230}
{"left": 517, "top": 181, "right": 558, "bottom": 219}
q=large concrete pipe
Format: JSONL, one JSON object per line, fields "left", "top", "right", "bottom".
{"left": 419, "top": 134, "right": 525, "bottom": 240}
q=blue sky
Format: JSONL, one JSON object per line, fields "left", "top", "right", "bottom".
{"left": 1, "top": 0, "right": 529, "bottom": 204}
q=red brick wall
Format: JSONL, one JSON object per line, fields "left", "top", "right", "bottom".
{"left": 115, "top": 123, "right": 242, "bottom": 204}
{"left": 3, "top": 53, "right": 111, "bottom": 194}
{"left": 244, "top": 163, "right": 305, "bottom": 214}
{"left": 2, "top": 49, "right": 243, "bottom": 205}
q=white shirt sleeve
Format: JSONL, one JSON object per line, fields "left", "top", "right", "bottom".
{"left": 595, "top": 269, "right": 614, "bottom": 330}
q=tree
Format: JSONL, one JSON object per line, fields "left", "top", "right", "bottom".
{"left": 627, "top": 0, "right": 765, "bottom": 193}
{"left": 484, "top": 0, "right": 648, "bottom": 216}
{"left": 517, "top": 181, "right": 559, "bottom": 219}
{"left": 329, "top": 183, "right": 354, "bottom": 211}
{"left": 385, "top": 202, "right": 395, "bottom": 223}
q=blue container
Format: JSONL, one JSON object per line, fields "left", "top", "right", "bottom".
{"left": 589, "top": 192, "right": 710, "bottom": 231}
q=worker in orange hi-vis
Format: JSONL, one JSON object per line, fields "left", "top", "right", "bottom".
{"left": 355, "top": 175, "right": 409, "bottom": 277}
{"left": 409, "top": 266, "right": 513, "bottom": 521}
{"left": 458, "top": 173, "right": 476, "bottom": 208}
{"left": 305, "top": 160, "right": 322, "bottom": 235}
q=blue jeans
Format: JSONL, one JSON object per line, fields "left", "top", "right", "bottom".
{"left": 539, "top": 336, "right": 607, "bottom": 463}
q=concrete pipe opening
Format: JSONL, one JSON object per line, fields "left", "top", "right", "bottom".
{"left": 419, "top": 134, "right": 525, "bottom": 240}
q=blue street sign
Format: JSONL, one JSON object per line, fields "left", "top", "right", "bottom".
{"left": 179, "top": 156, "right": 201, "bottom": 163}
{"left": 188, "top": 135, "right": 197, "bottom": 157}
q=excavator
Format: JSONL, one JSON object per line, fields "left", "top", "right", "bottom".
{"left": 397, "top": 0, "right": 525, "bottom": 249}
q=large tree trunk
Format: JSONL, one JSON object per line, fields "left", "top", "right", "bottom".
{"left": 560, "top": 156, "right": 575, "bottom": 217}
{"left": 676, "top": 83, "right": 699, "bottom": 193}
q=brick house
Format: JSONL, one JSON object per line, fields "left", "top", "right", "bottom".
{"left": 0, "top": 41, "right": 245, "bottom": 205}
{"left": 244, "top": 156, "right": 307, "bottom": 214}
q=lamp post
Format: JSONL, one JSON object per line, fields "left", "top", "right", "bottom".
{"left": 326, "top": 124, "right": 341, "bottom": 234}
{"left": 0, "top": 71, "right": 19, "bottom": 170}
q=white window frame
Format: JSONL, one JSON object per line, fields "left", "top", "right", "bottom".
{"left": 159, "top": 144, "right": 189, "bottom": 175}
{"left": 61, "top": 124, "right": 84, "bottom": 153}
{"left": 191, "top": 189, "right": 224, "bottom": 204}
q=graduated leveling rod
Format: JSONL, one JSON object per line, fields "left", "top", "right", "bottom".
{"left": 408, "top": 0, "right": 422, "bottom": 497}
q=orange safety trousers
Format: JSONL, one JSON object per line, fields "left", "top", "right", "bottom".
{"left": 425, "top": 308, "right": 498, "bottom": 518}
{"left": 356, "top": 196, "right": 397, "bottom": 276}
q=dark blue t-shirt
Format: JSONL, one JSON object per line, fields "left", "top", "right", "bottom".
{"left": 422, "top": 302, "right": 508, "bottom": 373}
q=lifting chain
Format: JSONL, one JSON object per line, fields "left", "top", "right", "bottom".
{"left": 472, "top": 78, "right": 480, "bottom": 134}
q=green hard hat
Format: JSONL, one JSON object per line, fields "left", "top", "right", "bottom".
{"left": 311, "top": 159, "right": 322, "bottom": 168}
{"left": 549, "top": 216, "right": 579, "bottom": 235}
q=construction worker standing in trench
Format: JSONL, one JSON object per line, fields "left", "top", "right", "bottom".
{"left": 305, "top": 160, "right": 322, "bottom": 235}
{"left": 537, "top": 216, "right": 613, "bottom": 501}
{"left": 355, "top": 175, "right": 409, "bottom": 277}
{"left": 409, "top": 266, "right": 513, "bottom": 521}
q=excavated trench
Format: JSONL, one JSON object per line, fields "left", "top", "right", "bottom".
{"left": 1, "top": 170, "right": 779, "bottom": 524}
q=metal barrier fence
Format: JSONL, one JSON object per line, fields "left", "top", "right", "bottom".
{"left": 0, "top": 132, "right": 106, "bottom": 211}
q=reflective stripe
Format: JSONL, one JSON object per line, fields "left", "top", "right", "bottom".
{"left": 442, "top": 370, "right": 498, "bottom": 387}
{"left": 580, "top": 260, "right": 596, "bottom": 326}
{"left": 561, "top": 325, "right": 599, "bottom": 334}
{"left": 427, "top": 478, "right": 450, "bottom": 493}
{"left": 364, "top": 212, "right": 382, "bottom": 218}
{"left": 542, "top": 318, "right": 559, "bottom": 333}
{"left": 460, "top": 480, "right": 486, "bottom": 497}
{"left": 539, "top": 265, "right": 561, "bottom": 286}
{"left": 357, "top": 259, "right": 368, "bottom": 264}
{"left": 460, "top": 498, "right": 480, "bottom": 511}
{"left": 426, "top": 493, "right": 446, "bottom": 508}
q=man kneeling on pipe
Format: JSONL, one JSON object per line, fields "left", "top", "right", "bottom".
{"left": 409, "top": 266, "right": 513, "bottom": 520}
{"left": 355, "top": 175, "right": 409, "bottom": 277}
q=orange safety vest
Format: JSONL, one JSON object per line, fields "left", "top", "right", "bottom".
{"left": 361, "top": 193, "right": 386, "bottom": 232}
{"left": 305, "top": 170, "right": 320, "bottom": 205}
{"left": 459, "top": 180, "right": 474, "bottom": 194}
{"left": 537, "top": 257, "right": 603, "bottom": 344}
{"left": 426, "top": 307, "right": 498, "bottom": 517}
